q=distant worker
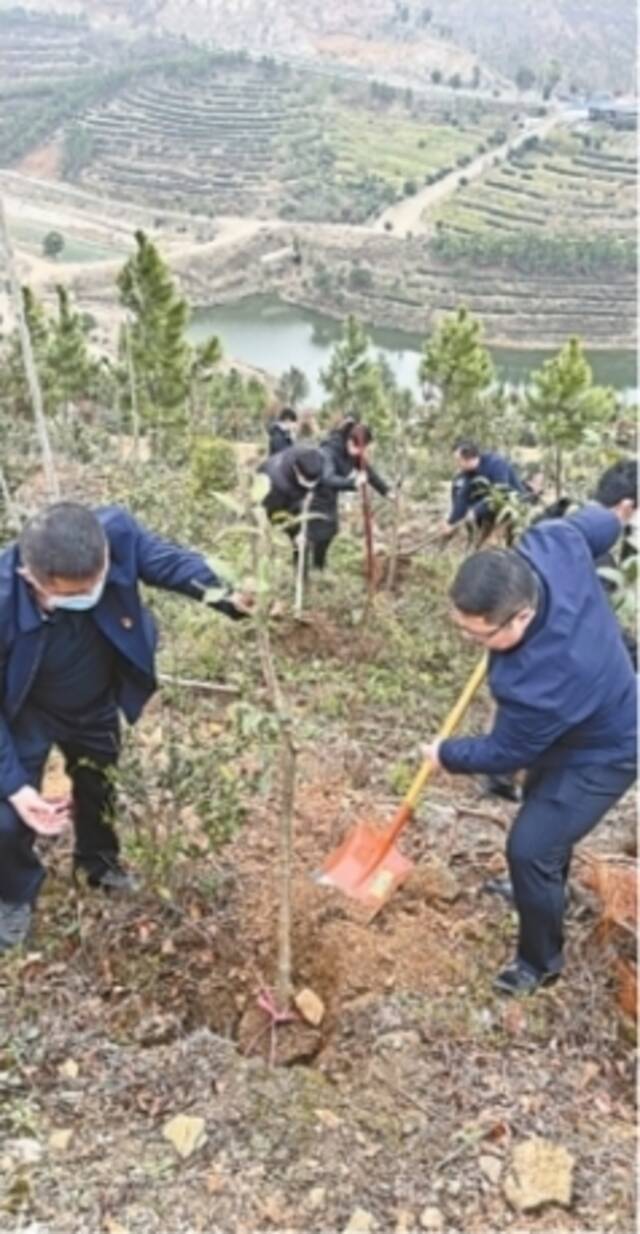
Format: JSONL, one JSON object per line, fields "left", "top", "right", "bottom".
{"left": 259, "top": 444, "right": 326, "bottom": 566}
{"left": 267, "top": 407, "right": 298, "bottom": 456}
{"left": 440, "top": 440, "right": 527, "bottom": 545}
{"left": 0, "top": 503, "right": 252, "bottom": 953}
{"left": 421, "top": 503, "right": 637, "bottom": 995}
{"left": 307, "top": 419, "right": 390, "bottom": 575}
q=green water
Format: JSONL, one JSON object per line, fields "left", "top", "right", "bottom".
{"left": 189, "top": 295, "right": 637, "bottom": 403}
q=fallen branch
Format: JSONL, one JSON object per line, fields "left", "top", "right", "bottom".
{"left": 157, "top": 673, "right": 240, "bottom": 697}
{"left": 455, "top": 804, "right": 509, "bottom": 830}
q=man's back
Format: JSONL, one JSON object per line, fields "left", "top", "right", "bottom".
{"left": 491, "top": 508, "right": 636, "bottom": 767}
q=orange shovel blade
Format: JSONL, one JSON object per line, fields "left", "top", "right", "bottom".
{"left": 314, "top": 820, "right": 414, "bottom": 915}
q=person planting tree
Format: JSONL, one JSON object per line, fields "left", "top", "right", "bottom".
{"left": 306, "top": 418, "right": 391, "bottom": 577}
{"left": 421, "top": 502, "right": 637, "bottom": 995}
{"left": 0, "top": 502, "right": 252, "bottom": 953}
{"left": 440, "top": 439, "right": 528, "bottom": 546}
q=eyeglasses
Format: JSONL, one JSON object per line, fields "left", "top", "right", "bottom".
{"left": 453, "top": 607, "right": 524, "bottom": 643}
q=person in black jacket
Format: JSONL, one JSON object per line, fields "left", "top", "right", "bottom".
{"left": 307, "top": 419, "right": 390, "bottom": 572}
{"left": 259, "top": 445, "right": 326, "bottom": 563}
{"left": 267, "top": 407, "right": 298, "bottom": 456}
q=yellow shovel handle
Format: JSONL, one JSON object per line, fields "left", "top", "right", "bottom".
{"left": 403, "top": 655, "right": 488, "bottom": 812}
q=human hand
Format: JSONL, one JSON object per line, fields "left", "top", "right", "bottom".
{"left": 9, "top": 786, "right": 71, "bottom": 835}
{"left": 420, "top": 740, "right": 443, "bottom": 772}
{"left": 221, "top": 590, "right": 255, "bottom": 620}
{"left": 438, "top": 521, "right": 457, "bottom": 539}
{"left": 355, "top": 470, "right": 368, "bottom": 489}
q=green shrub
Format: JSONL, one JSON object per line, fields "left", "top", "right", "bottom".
{"left": 190, "top": 434, "right": 238, "bottom": 495}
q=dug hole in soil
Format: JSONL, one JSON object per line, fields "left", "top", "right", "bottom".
{"left": 38, "top": 751, "right": 474, "bottom": 1071}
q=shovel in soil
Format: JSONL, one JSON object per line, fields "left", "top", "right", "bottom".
{"left": 315, "top": 655, "right": 488, "bottom": 916}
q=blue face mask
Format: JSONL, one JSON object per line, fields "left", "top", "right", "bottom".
{"left": 51, "top": 576, "right": 106, "bottom": 612}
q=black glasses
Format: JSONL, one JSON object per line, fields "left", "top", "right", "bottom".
{"left": 453, "top": 607, "right": 524, "bottom": 642}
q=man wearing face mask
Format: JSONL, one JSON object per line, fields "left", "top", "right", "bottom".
{"left": 0, "top": 502, "right": 252, "bottom": 951}
{"left": 421, "top": 503, "right": 637, "bottom": 995}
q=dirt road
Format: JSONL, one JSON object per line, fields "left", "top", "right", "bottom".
{"left": 372, "top": 108, "right": 581, "bottom": 237}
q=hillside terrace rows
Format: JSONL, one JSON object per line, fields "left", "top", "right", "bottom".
{"left": 0, "top": 22, "right": 118, "bottom": 82}
{"left": 432, "top": 130, "right": 637, "bottom": 240}
{"left": 76, "top": 75, "right": 326, "bottom": 210}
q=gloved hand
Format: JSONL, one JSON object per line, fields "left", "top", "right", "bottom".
{"left": 212, "top": 590, "right": 255, "bottom": 621}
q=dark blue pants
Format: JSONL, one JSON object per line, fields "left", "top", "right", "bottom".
{"left": 507, "top": 760, "right": 636, "bottom": 976}
{"left": 0, "top": 706, "right": 120, "bottom": 906}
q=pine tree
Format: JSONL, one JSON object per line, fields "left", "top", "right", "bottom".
{"left": 0, "top": 287, "right": 55, "bottom": 415}
{"left": 320, "top": 315, "right": 386, "bottom": 421}
{"left": 527, "top": 337, "right": 616, "bottom": 498}
{"left": 48, "top": 285, "right": 97, "bottom": 417}
{"left": 117, "top": 230, "right": 192, "bottom": 437}
{"left": 276, "top": 365, "right": 309, "bottom": 408}
{"left": 419, "top": 306, "right": 495, "bottom": 441}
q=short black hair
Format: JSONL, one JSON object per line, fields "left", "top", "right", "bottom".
{"left": 454, "top": 439, "right": 481, "bottom": 459}
{"left": 279, "top": 407, "right": 298, "bottom": 423}
{"left": 594, "top": 459, "right": 638, "bottom": 509}
{"left": 450, "top": 549, "right": 538, "bottom": 622}
{"left": 19, "top": 503, "right": 107, "bottom": 582}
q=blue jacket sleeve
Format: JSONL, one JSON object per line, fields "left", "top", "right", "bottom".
{"left": 439, "top": 697, "right": 582, "bottom": 775}
{"left": 131, "top": 517, "right": 243, "bottom": 619}
{"left": 0, "top": 638, "right": 29, "bottom": 797}
{"left": 566, "top": 505, "right": 621, "bottom": 560}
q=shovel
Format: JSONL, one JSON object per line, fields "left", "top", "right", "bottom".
{"left": 315, "top": 655, "right": 488, "bottom": 916}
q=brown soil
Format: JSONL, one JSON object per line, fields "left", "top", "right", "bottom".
{"left": 16, "top": 137, "right": 62, "bottom": 180}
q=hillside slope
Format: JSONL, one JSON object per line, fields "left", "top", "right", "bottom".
{"left": 1, "top": 0, "right": 634, "bottom": 92}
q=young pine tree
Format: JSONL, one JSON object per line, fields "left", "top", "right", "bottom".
{"left": 527, "top": 337, "right": 616, "bottom": 498}
{"left": 117, "top": 230, "right": 192, "bottom": 437}
{"left": 320, "top": 314, "right": 386, "bottom": 422}
{"left": 419, "top": 306, "right": 495, "bottom": 441}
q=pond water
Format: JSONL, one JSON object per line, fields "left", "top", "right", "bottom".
{"left": 189, "top": 295, "right": 638, "bottom": 404}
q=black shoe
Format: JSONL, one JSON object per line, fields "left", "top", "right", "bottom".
{"left": 0, "top": 897, "right": 32, "bottom": 953}
{"left": 75, "top": 856, "right": 139, "bottom": 894}
{"left": 493, "top": 959, "right": 560, "bottom": 996}
{"left": 484, "top": 776, "right": 522, "bottom": 804}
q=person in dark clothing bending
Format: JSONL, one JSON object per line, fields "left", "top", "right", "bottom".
{"left": 267, "top": 407, "right": 298, "bottom": 456}
{"left": 593, "top": 458, "right": 637, "bottom": 667}
{"left": 0, "top": 503, "right": 251, "bottom": 953}
{"left": 307, "top": 419, "right": 390, "bottom": 573}
{"left": 421, "top": 504, "right": 637, "bottom": 995}
{"left": 440, "top": 441, "right": 527, "bottom": 544}
{"left": 259, "top": 444, "right": 326, "bottom": 567}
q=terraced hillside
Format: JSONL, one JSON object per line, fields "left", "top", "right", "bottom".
{"left": 429, "top": 124, "right": 637, "bottom": 276}
{"left": 77, "top": 64, "right": 325, "bottom": 218}
{"left": 73, "top": 63, "right": 524, "bottom": 222}
{"left": 0, "top": 8, "right": 214, "bottom": 169}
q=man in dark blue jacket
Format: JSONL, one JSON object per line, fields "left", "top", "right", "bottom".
{"left": 441, "top": 440, "right": 527, "bottom": 543}
{"left": 0, "top": 502, "right": 250, "bottom": 952}
{"left": 422, "top": 505, "right": 637, "bottom": 995}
